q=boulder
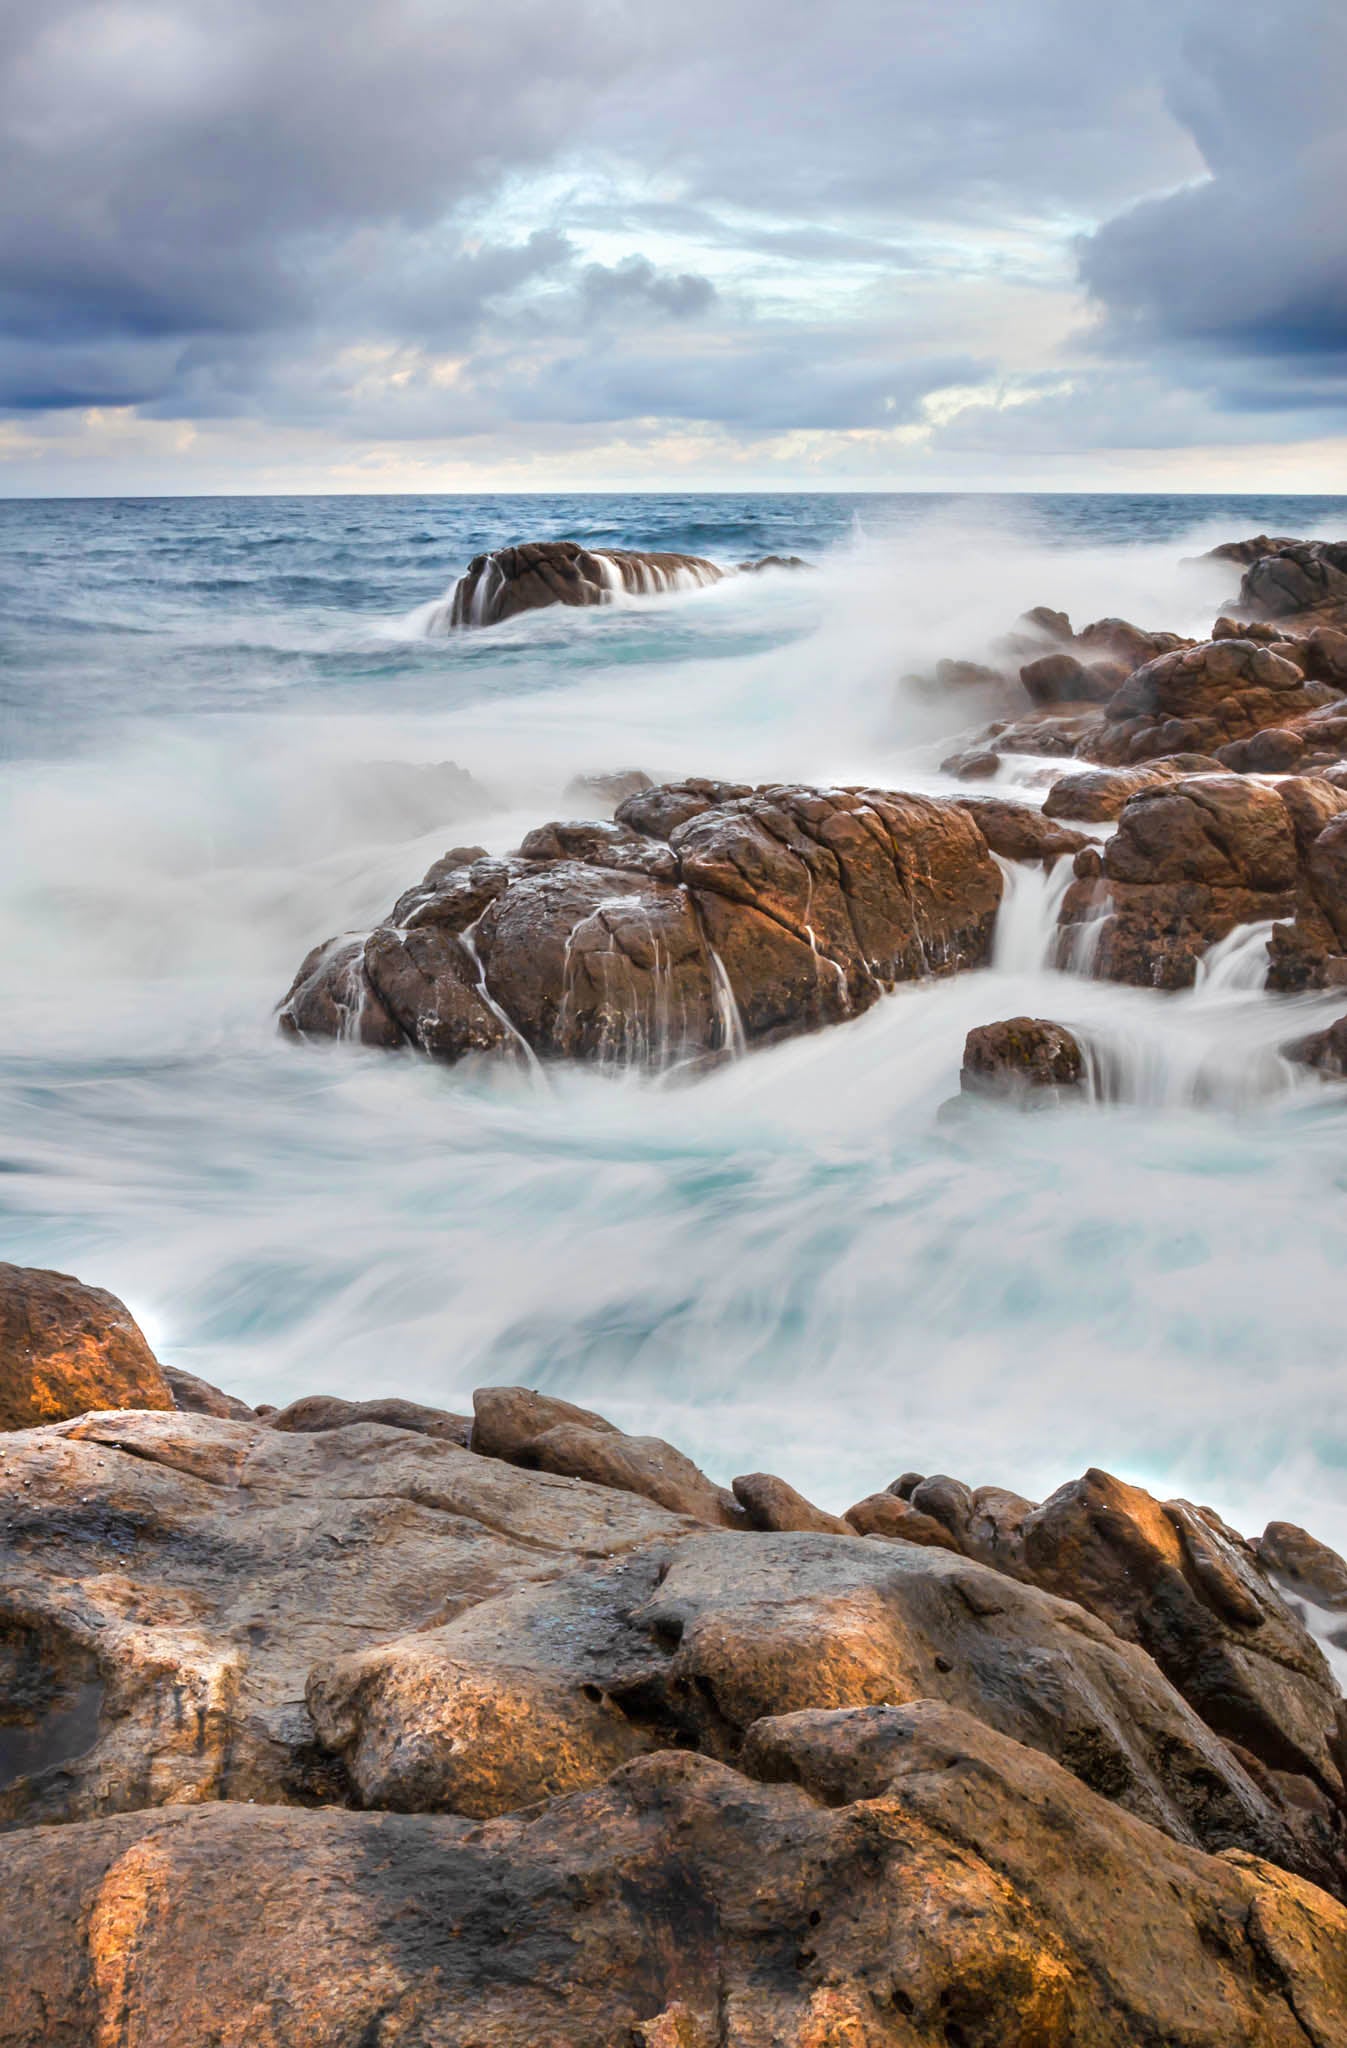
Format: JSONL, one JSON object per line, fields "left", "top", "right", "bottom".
{"left": 305, "top": 1528, "right": 1314, "bottom": 1875}
{"left": 0, "top": 1263, "right": 171, "bottom": 1431}
{"left": 1019, "top": 652, "right": 1115, "bottom": 705}
{"left": 1042, "top": 754, "right": 1224, "bottom": 822}
{"left": 842, "top": 1491, "right": 961, "bottom": 1548}
{"left": 952, "top": 795, "right": 1089, "bottom": 864}
{"left": 563, "top": 768, "right": 654, "bottom": 811}
{"left": 1055, "top": 774, "right": 1326, "bottom": 989}
{"left": 731, "top": 1472, "right": 851, "bottom": 1535}
{"left": 9, "top": 1706, "right": 1347, "bottom": 2048}
{"left": 1083, "top": 638, "right": 1328, "bottom": 767}
{"left": 268, "top": 1394, "right": 471, "bottom": 1445}
{"left": 961, "top": 1018, "right": 1084, "bottom": 1098}
{"left": 1240, "top": 540, "right": 1347, "bottom": 620}
{"left": 280, "top": 783, "right": 1004, "bottom": 1070}
{"left": 162, "top": 1365, "right": 255, "bottom": 1422}
{"left": 1259, "top": 1523, "right": 1347, "bottom": 1611}
{"left": 1283, "top": 1015, "right": 1347, "bottom": 1079}
{"left": 0, "top": 1408, "right": 697, "bottom": 1829}
{"left": 438, "top": 541, "right": 723, "bottom": 628}
{"left": 472, "top": 1385, "right": 740, "bottom": 1526}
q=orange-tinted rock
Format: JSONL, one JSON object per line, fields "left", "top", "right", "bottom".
{"left": 472, "top": 1385, "right": 740, "bottom": 1526}
{"left": 952, "top": 795, "right": 1090, "bottom": 864}
{"left": 843, "top": 1491, "right": 960, "bottom": 1547}
{"left": 1083, "top": 638, "right": 1328, "bottom": 766}
{"left": 1042, "top": 755, "right": 1222, "bottom": 822}
{"left": 0, "top": 1264, "right": 171, "bottom": 1431}
{"left": 9, "top": 1708, "right": 1347, "bottom": 2048}
{"left": 732, "top": 1472, "right": 851, "bottom": 1534}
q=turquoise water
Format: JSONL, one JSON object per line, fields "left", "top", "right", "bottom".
{"left": 3, "top": 492, "right": 1347, "bottom": 1543}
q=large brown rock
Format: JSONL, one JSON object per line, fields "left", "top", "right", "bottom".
{"left": 1240, "top": 540, "right": 1347, "bottom": 620}
{"left": 1083, "top": 637, "right": 1329, "bottom": 766}
{"left": 908, "top": 1462, "right": 1347, "bottom": 1884}
{"left": 1041, "top": 753, "right": 1222, "bottom": 822}
{"left": 440, "top": 540, "right": 724, "bottom": 628}
{"left": 472, "top": 1385, "right": 740, "bottom": 1526}
{"left": 280, "top": 784, "right": 1004, "bottom": 1070}
{"left": 268, "top": 1393, "right": 471, "bottom": 1444}
{"left": 0, "top": 1408, "right": 697, "bottom": 1829}
{"left": 951, "top": 794, "right": 1089, "bottom": 864}
{"left": 1055, "top": 774, "right": 1347, "bottom": 988}
{"left": 306, "top": 1527, "right": 1322, "bottom": 1881}
{"left": 0, "top": 1263, "right": 171, "bottom": 1431}
{"left": 6, "top": 1704, "right": 1347, "bottom": 2048}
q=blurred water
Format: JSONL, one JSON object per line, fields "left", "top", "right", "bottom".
{"left": 3, "top": 490, "right": 1347, "bottom": 1547}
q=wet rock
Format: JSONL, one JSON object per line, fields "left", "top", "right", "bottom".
{"left": 1019, "top": 652, "right": 1116, "bottom": 705}
{"left": 1084, "top": 638, "right": 1328, "bottom": 767}
{"left": 0, "top": 1408, "right": 695, "bottom": 1829}
{"left": 1074, "top": 616, "right": 1194, "bottom": 670}
{"left": 731, "top": 1472, "right": 851, "bottom": 1535}
{"left": 162, "top": 1366, "right": 255, "bottom": 1422}
{"left": 0, "top": 1263, "right": 171, "bottom": 1432}
{"left": 961, "top": 1018, "right": 1085, "bottom": 1098}
{"left": 1042, "top": 754, "right": 1223, "bottom": 822}
{"left": 563, "top": 767, "right": 655, "bottom": 811}
{"left": 952, "top": 795, "right": 1089, "bottom": 864}
{"left": 11, "top": 1706, "right": 1347, "bottom": 2048}
{"left": 736, "top": 552, "right": 811, "bottom": 571}
{"left": 1216, "top": 727, "right": 1307, "bottom": 773}
{"left": 1240, "top": 540, "right": 1347, "bottom": 620}
{"left": 1282, "top": 1015, "right": 1347, "bottom": 1079}
{"left": 1056, "top": 774, "right": 1309, "bottom": 989}
{"left": 268, "top": 1394, "right": 471, "bottom": 1445}
{"left": 939, "top": 744, "right": 1002, "bottom": 778}
{"left": 1265, "top": 791, "right": 1347, "bottom": 990}
{"left": 1259, "top": 1523, "right": 1347, "bottom": 1611}
{"left": 281, "top": 783, "right": 1004, "bottom": 1070}
{"left": 438, "top": 541, "right": 723, "bottom": 628}
{"left": 1017, "top": 1473, "right": 1347, "bottom": 1810}
{"left": 1205, "top": 535, "right": 1303, "bottom": 569}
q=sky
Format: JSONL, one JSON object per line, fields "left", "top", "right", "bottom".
{"left": 1, "top": 0, "right": 1344, "bottom": 494}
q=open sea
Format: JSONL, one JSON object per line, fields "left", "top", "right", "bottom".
{"left": 4, "top": 490, "right": 1347, "bottom": 1545}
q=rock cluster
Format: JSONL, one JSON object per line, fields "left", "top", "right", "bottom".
{"left": 4, "top": 1266, "right": 1347, "bottom": 2044}
{"left": 279, "top": 782, "right": 1004, "bottom": 1068}
{"left": 435, "top": 539, "right": 807, "bottom": 629}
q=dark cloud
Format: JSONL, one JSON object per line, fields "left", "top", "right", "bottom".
{"left": 0, "top": 0, "right": 1342, "bottom": 468}
{"left": 1078, "top": 0, "right": 1347, "bottom": 400}
{"left": 579, "top": 257, "right": 717, "bottom": 323}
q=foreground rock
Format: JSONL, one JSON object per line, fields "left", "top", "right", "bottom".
{"left": 5, "top": 1369, "right": 1347, "bottom": 2040}
{"left": 279, "top": 781, "right": 1004, "bottom": 1069}
{"left": 7, "top": 1704, "right": 1347, "bottom": 2048}
{"left": 0, "top": 1263, "right": 171, "bottom": 1430}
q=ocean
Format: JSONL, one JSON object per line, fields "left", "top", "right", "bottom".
{"left": 4, "top": 490, "right": 1347, "bottom": 1546}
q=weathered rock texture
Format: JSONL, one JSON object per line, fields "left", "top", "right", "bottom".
{"left": 438, "top": 540, "right": 725, "bottom": 628}
{"left": 0, "top": 1264, "right": 171, "bottom": 1431}
{"left": 961, "top": 1018, "right": 1084, "bottom": 1098}
{"left": 1057, "top": 773, "right": 1347, "bottom": 989}
{"left": 279, "top": 782, "right": 1005, "bottom": 1069}
{"left": 3, "top": 1373, "right": 1347, "bottom": 2042}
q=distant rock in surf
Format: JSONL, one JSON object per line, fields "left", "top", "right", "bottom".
{"left": 433, "top": 539, "right": 724, "bottom": 629}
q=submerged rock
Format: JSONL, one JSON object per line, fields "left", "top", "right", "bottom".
{"left": 0, "top": 1263, "right": 171, "bottom": 1431}
{"left": 279, "top": 781, "right": 1004, "bottom": 1071}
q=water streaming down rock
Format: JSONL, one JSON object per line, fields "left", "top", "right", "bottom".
{"left": 431, "top": 540, "right": 727, "bottom": 631}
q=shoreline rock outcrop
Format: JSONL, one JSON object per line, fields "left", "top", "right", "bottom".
{"left": 4, "top": 1330, "right": 1347, "bottom": 2043}
{"left": 279, "top": 781, "right": 1005, "bottom": 1069}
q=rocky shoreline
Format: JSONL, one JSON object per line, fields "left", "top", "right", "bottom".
{"left": 281, "top": 532, "right": 1347, "bottom": 1084}
{"left": 5, "top": 1260, "right": 1347, "bottom": 2043}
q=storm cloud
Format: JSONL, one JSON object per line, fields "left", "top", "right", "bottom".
{"left": 0, "top": 0, "right": 1343, "bottom": 485}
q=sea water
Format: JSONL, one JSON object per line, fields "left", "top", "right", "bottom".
{"left": 4, "top": 489, "right": 1347, "bottom": 1547}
